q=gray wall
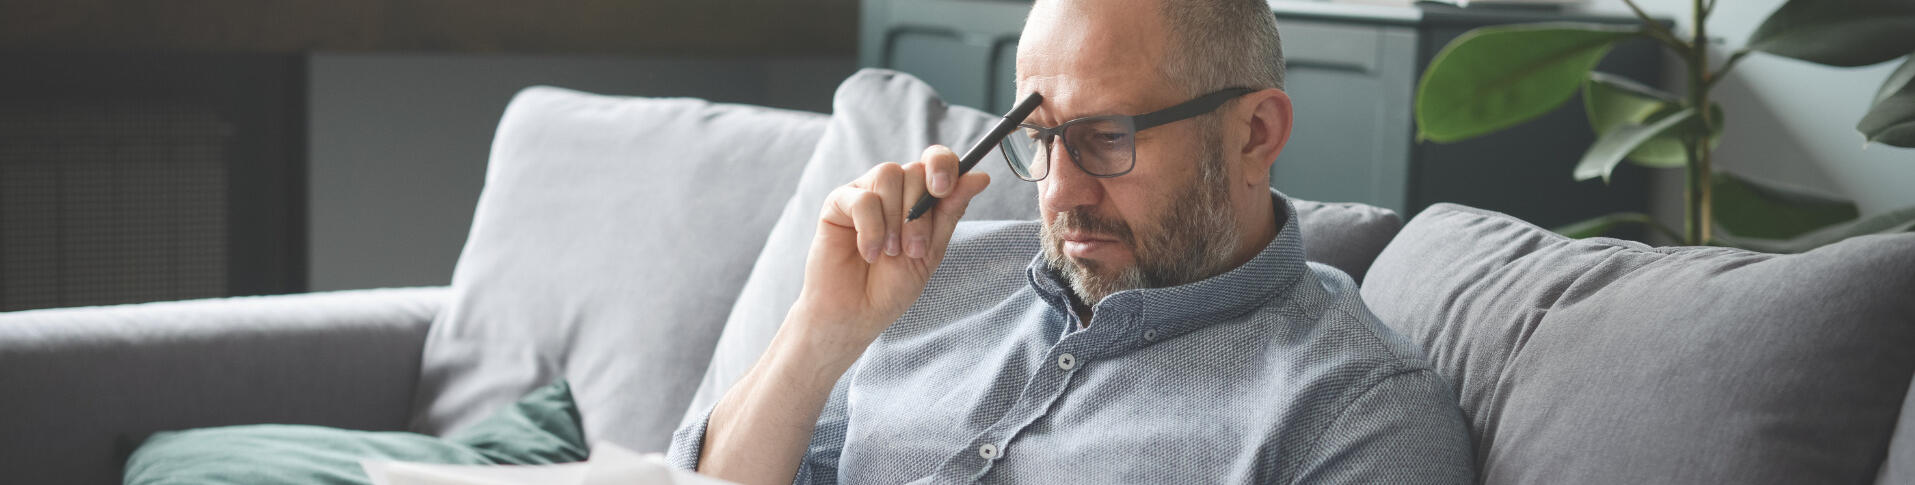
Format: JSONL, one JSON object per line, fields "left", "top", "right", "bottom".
{"left": 1584, "top": 0, "right": 1915, "bottom": 232}
{"left": 307, "top": 54, "right": 854, "bottom": 291}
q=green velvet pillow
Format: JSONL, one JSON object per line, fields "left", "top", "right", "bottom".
{"left": 125, "top": 380, "right": 586, "bottom": 485}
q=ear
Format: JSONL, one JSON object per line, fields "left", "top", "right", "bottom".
{"left": 1236, "top": 88, "right": 1293, "bottom": 185}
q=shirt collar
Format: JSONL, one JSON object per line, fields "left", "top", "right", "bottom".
{"left": 1025, "top": 189, "right": 1309, "bottom": 349}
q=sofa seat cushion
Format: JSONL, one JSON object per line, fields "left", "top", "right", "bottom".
{"left": 679, "top": 68, "right": 1408, "bottom": 428}
{"left": 410, "top": 87, "right": 828, "bottom": 451}
{"left": 126, "top": 380, "right": 585, "bottom": 485}
{"left": 1360, "top": 203, "right": 1915, "bottom": 484}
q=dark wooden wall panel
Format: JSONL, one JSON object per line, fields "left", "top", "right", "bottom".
{"left": 0, "top": 0, "right": 858, "bottom": 56}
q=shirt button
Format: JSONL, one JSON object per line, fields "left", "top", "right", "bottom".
{"left": 978, "top": 443, "right": 1001, "bottom": 459}
{"left": 1057, "top": 353, "right": 1077, "bottom": 370}
{"left": 1143, "top": 329, "right": 1159, "bottom": 341}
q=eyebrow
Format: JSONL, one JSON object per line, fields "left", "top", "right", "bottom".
{"left": 1021, "top": 97, "right": 1145, "bottom": 127}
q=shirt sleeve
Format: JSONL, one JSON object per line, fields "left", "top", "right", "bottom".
{"left": 664, "top": 368, "right": 856, "bottom": 485}
{"left": 1291, "top": 368, "right": 1477, "bottom": 484}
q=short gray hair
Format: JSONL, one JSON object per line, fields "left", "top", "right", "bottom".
{"left": 1159, "top": 0, "right": 1285, "bottom": 95}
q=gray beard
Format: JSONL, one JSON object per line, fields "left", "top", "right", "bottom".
{"left": 1040, "top": 130, "right": 1240, "bottom": 309}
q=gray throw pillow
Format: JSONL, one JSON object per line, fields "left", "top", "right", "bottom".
{"left": 1360, "top": 203, "right": 1915, "bottom": 484}
{"left": 678, "top": 68, "right": 1406, "bottom": 428}
{"left": 409, "top": 86, "right": 828, "bottom": 452}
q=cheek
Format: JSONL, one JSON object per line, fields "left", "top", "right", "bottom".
{"left": 1132, "top": 137, "right": 1197, "bottom": 180}
{"left": 1118, "top": 147, "right": 1192, "bottom": 208}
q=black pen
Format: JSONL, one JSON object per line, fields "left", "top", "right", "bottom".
{"left": 904, "top": 92, "right": 1045, "bottom": 221}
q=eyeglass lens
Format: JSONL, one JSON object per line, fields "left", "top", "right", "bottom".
{"left": 998, "top": 117, "right": 1137, "bottom": 182}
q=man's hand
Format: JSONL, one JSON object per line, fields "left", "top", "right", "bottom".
{"left": 793, "top": 145, "right": 992, "bottom": 353}
{"left": 696, "top": 145, "right": 990, "bottom": 484}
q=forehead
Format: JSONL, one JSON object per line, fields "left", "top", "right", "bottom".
{"left": 1015, "top": 0, "right": 1179, "bottom": 122}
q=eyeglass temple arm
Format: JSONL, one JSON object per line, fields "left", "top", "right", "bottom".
{"left": 1131, "top": 87, "right": 1258, "bottom": 131}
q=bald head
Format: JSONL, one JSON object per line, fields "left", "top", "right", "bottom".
{"left": 1016, "top": 0, "right": 1178, "bottom": 116}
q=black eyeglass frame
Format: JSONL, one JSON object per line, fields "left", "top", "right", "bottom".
{"left": 1003, "top": 87, "right": 1257, "bottom": 181}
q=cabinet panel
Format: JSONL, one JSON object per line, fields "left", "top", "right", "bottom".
{"left": 1274, "top": 21, "right": 1416, "bottom": 211}
{"left": 887, "top": 31, "right": 995, "bottom": 108}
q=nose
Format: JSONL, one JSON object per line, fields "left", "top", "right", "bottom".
{"left": 1038, "top": 140, "right": 1104, "bottom": 215}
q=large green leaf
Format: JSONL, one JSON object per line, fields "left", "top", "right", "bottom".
{"left": 1416, "top": 23, "right": 1639, "bottom": 143}
{"left": 1584, "top": 73, "right": 1673, "bottom": 132}
{"left": 1858, "top": 53, "right": 1915, "bottom": 147}
{"left": 1574, "top": 108, "right": 1696, "bottom": 183}
{"left": 1748, "top": 0, "right": 1915, "bottom": 67}
{"left": 1716, "top": 205, "right": 1915, "bottom": 253}
{"left": 1581, "top": 73, "right": 1723, "bottom": 168}
{"left": 1712, "top": 172, "right": 1860, "bottom": 240}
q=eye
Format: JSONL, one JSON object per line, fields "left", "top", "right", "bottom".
{"left": 1091, "top": 131, "right": 1130, "bottom": 147}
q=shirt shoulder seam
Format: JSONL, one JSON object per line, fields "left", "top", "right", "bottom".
{"left": 1327, "top": 303, "right": 1432, "bottom": 369}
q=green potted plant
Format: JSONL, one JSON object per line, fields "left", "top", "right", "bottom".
{"left": 1414, "top": 0, "right": 1915, "bottom": 250}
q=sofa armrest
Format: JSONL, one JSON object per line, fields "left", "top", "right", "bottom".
{"left": 0, "top": 287, "right": 448, "bottom": 485}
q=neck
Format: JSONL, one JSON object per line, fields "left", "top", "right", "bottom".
{"left": 1071, "top": 297, "right": 1093, "bottom": 328}
{"left": 1227, "top": 189, "right": 1280, "bottom": 272}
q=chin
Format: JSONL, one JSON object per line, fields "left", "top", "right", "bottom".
{"left": 1054, "top": 253, "right": 1147, "bottom": 306}
{"left": 1069, "top": 253, "right": 1131, "bottom": 276}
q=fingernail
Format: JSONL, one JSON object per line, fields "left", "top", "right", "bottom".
{"left": 907, "top": 236, "right": 928, "bottom": 259}
{"left": 931, "top": 171, "right": 951, "bottom": 194}
{"left": 885, "top": 233, "right": 900, "bottom": 256}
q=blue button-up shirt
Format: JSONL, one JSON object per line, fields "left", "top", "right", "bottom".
{"left": 669, "top": 194, "right": 1475, "bottom": 484}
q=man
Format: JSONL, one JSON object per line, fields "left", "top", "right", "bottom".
{"left": 667, "top": 0, "right": 1475, "bottom": 482}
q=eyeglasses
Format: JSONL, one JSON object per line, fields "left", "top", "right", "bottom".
{"left": 998, "top": 87, "right": 1255, "bottom": 182}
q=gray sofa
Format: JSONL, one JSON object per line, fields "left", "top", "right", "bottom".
{"left": 3, "top": 70, "right": 1912, "bottom": 484}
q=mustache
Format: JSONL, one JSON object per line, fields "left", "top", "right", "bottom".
{"left": 1046, "top": 208, "right": 1135, "bottom": 245}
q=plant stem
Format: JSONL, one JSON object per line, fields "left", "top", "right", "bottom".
{"left": 1705, "top": 49, "right": 1751, "bottom": 90}
{"left": 1621, "top": 0, "right": 1691, "bottom": 54}
{"left": 1619, "top": 0, "right": 1664, "bottom": 34}
{"left": 1685, "top": 0, "right": 1716, "bottom": 245}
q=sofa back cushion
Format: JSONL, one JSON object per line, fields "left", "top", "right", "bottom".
{"left": 1360, "top": 203, "right": 1915, "bottom": 484}
{"left": 410, "top": 87, "right": 827, "bottom": 451}
{"left": 1291, "top": 199, "right": 1402, "bottom": 285}
{"left": 679, "top": 68, "right": 1407, "bottom": 428}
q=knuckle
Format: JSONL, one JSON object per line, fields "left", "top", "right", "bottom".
{"left": 822, "top": 187, "right": 854, "bottom": 212}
